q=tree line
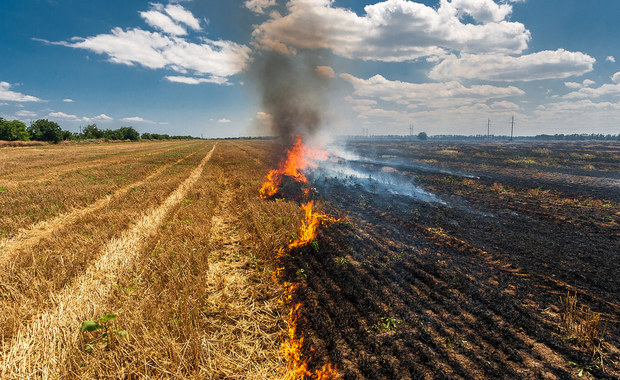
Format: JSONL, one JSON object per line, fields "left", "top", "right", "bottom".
{"left": 0, "top": 118, "right": 200, "bottom": 143}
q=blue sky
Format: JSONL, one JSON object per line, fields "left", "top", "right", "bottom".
{"left": 1, "top": 0, "right": 619, "bottom": 137}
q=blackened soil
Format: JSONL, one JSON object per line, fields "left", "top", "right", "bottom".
{"left": 278, "top": 141, "right": 619, "bottom": 379}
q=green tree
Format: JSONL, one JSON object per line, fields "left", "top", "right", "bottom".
{"left": 417, "top": 131, "right": 428, "bottom": 141}
{"left": 82, "top": 124, "right": 103, "bottom": 139}
{"left": 28, "top": 119, "right": 63, "bottom": 143}
{"left": 117, "top": 126, "right": 140, "bottom": 141}
{"left": 0, "top": 119, "right": 30, "bottom": 141}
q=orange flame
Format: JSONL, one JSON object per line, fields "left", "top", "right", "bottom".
{"left": 260, "top": 135, "right": 327, "bottom": 199}
{"left": 261, "top": 135, "right": 338, "bottom": 380}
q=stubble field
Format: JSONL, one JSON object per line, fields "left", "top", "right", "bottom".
{"left": 0, "top": 139, "right": 618, "bottom": 379}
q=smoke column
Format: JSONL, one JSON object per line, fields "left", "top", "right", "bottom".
{"left": 253, "top": 51, "right": 330, "bottom": 143}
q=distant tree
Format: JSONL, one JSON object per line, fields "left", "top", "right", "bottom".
{"left": 117, "top": 126, "right": 140, "bottom": 141}
{"left": 417, "top": 131, "right": 428, "bottom": 141}
{"left": 82, "top": 124, "right": 104, "bottom": 139}
{"left": 141, "top": 132, "right": 152, "bottom": 140}
{"left": 0, "top": 119, "right": 30, "bottom": 141}
{"left": 27, "top": 119, "right": 63, "bottom": 143}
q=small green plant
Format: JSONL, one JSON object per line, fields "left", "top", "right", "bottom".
{"left": 445, "top": 333, "right": 467, "bottom": 349}
{"left": 568, "top": 361, "right": 599, "bottom": 378}
{"left": 296, "top": 268, "right": 307, "bottom": 279}
{"left": 370, "top": 317, "right": 404, "bottom": 332}
{"left": 335, "top": 257, "right": 349, "bottom": 265}
{"left": 81, "top": 314, "right": 126, "bottom": 351}
{"left": 0, "top": 186, "right": 7, "bottom": 193}
{"left": 311, "top": 239, "right": 319, "bottom": 253}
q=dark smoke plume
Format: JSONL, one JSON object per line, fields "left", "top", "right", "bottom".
{"left": 252, "top": 51, "right": 330, "bottom": 143}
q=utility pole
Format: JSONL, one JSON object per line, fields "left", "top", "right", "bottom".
{"left": 79, "top": 125, "right": 82, "bottom": 135}
{"left": 487, "top": 118, "right": 490, "bottom": 139}
{"left": 510, "top": 115, "right": 514, "bottom": 141}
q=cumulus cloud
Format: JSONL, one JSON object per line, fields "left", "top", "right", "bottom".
{"left": 253, "top": 0, "right": 530, "bottom": 62}
{"left": 140, "top": 10, "right": 187, "bottom": 36}
{"left": 612, "top": 72, "right": 620, "bottom": 83}
{"left": 0, "top": 82, "right": 44, "bottom": 102}
{"left": 255, "top": 111, "right": 272, "bottom": 119}
{"left": 246, "top": 0, "right": 277, "bottom": 14}
{"left": 340, "top": 73, "right": 524, "bottom": 108}
{"left": 218, "top": 118, "right": 231, "bottom": 123}
{"left": 606, "top": 56, "right": 616, "bottom": 63}
{"left": 92, "top": 113, "right": 113, "bottom": 122}
{"left": 49, "top": 4, "right": 248, "bottom": 85}
{"left": 140, "top": 3, "right": 201, "bottom": 36}
{"left": 165, "top": 75, "right": 230, "bottom": 85}
{"left": 315, "top": 65, "right": 335, "bottom": 78}
{"left": 58, "top": 28, "right": 250, "bottom": 79}
{"left": 121, "top": 116, "right": 154, "bottom": 123}
{"left": 63, "top": 98, "right": 74, "bottom": 102}
{"left": 564, "top": 79, "right": 595, "bottom": 89}
{"left": 16, "top": 110, "right": 37, "bottom": 118}
{"left": 429, "top": 49, "right": 595, "bottom": 81}
{"left": 563, "top": 83, "right": 620, "bottom": 99}
{"left": 48, "top": 111, "right": 84, "bottom": 121}
{"left": 164, "top": 4, "right": 201, "bottom": 31}
{"left": 451, "top": 0, "right": 512, "bottom": 23}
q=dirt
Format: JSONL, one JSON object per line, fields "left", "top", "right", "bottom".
{"left": 275, "top": 140, "right": 619, "bottom": 379}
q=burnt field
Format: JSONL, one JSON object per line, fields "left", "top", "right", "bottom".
{"left": 279, "top": 140, "right": 619, "bottom": 379}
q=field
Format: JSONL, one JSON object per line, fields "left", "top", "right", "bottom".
{"left": 0, "top": 139, "right": 618, "bottom": 379}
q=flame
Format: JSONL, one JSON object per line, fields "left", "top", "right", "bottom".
{"left": 259, "top": 135, "right": 327, "bottom": 199}
{"left": 261, "top": 136, "right": 338, "bottom": 380}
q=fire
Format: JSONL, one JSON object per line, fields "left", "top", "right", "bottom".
{"left": 260, "top": 136, "right": 339, "bottom": 379}
{"left": 259, "top": 135, "right": 327, "bottom": 199}
{"left": 288, "top": 201, "right": 339, "bottom": 249}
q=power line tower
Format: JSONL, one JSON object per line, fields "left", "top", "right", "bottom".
{"left": 409, "top": 124, "right": 414, "bottom": 137}
{"left": 510, "top": 115, "right": 514, "bottom": 141}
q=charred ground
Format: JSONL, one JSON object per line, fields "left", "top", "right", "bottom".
{"left": 277, "top": 140, "right": 619, "bottom": 379}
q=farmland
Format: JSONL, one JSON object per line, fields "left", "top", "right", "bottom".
{"left": 0, "top": 139, "right": 618, "bottom": 379}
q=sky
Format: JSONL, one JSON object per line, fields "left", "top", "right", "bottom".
{"left": 1, "top": 0, "right": 620, "bottom": 138}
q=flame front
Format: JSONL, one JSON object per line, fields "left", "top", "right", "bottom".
{"left": 259, "top": 135, "right": 328, "bottom": 199}
{"left": 261, "top": 136, "right": 338, "bottom": 379}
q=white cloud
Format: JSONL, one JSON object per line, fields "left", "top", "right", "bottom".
{"left": 255, "top": 111, "right": 272, "bottom": 119}
{"left": 61, "top": 28, "right": 250, "bottom": 78}
{"left": 451, "top": 0, "right": 512, "bottom": 23}
{"left": 16, "top": 110, "right": 37, "bottom": 118}
{"left": 564, "top": 79, "right": 595, "bottom": 89}
{"left": 253, "top": 0, "right": 530, "bottom": 62}
{"left": 0, "top": 82, "right": 44, "bottom": 102}
{"left": 140, "top": 10, "right": 187, "bottom": 36}
{"left": 246, "top": 0, "right": 277, "bottom": 14}
{"left": 612, "top": 72, "right": 620, "bottom": 83}
{"left": 0, "top": 102, "right": 8, "bottom": 106}
{"left": 48, "top": 111, "right": 83, "bottom": 121}
{"left": 582, "top": 79, "right": 595, "bottom": 87}
{"left": 121, "top": 116, "right": 154, "bottom": 123}
{"left": 164, "top": 4, "right": 201, "bottom": 31}
{"left": 165, "top": 75, "right": 230, "bottom": 85}
{"left": 606, "top": 56, "right": 616, "bottom": 63}
{"left": 218, "top": 118, "right": 231, "bottom": 123}
{"left": 563, "top": 83, "right": 620, "bottom": 99}
{"left": 490, "top": 100, "right": 519, "bottom": 110}
{"left": 92, "top": 113, "right": 113, "bottom": 122}
{"left": 63, "top": 98, "right": 74, "bottom": 103}
{"left": 340, "top": 73, "right": 524, "bottom": 109}
{"left": 429, "top": 50, "right": 595, "bottom": 81}
{"left": 315, "top": 65, "right": 335, "bottom": 79}
{"left": 52, "top": 4, "right": 249, "bottom": 84}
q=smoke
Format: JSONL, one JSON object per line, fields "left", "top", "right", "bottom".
{"left": 251, "top": 51, "right": 330, "bottom": 142}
